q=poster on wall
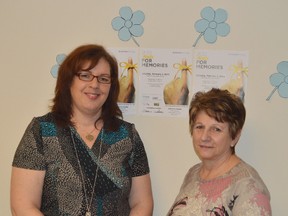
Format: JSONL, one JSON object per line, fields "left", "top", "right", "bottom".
{"left": 107, "top": 48, "right": 249, "bottom": 116}
{"left": 138, "top": 48, "right": 193, "bottom": 117}
{"left": 193, "top": 50, "right": 249, "bottom": 102}
{"left": 108, "top": 48, "right": 139, "bottom": 115}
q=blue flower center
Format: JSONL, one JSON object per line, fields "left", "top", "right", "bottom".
{"left": 125, "top": 20, "right": 133, "bottom": 28}
{"left": 209, "top": 21, "right": 217, "bottom": 29}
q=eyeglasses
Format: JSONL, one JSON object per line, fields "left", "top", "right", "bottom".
{"left": 76, "top": 71, "right": 111, "bottom": 84}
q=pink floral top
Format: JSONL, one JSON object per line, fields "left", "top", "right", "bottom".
{"left": 168, "top": 160, "right": 271, "bottom": 216}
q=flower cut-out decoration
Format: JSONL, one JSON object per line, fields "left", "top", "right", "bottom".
{"left": 266, "top": 61, "right": 288, "bottom": 101}
{"left": 111, "top": 6, "right": 145, "bottom": 47}
{"left": 193, "top": 6, "right": 230, "bottom": 47}
{"left": 50, "top": 53, "right": 66, "bottom": 78}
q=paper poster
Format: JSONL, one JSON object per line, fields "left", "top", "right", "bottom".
{"left": 108, "top": 48, "right": 249, "bottom": 116}
{"left": 138, "top": 48, "right": 193, "bottom": 117}
{"left": 193, "top": 50, "right": 249, "bottom": 102}
{"left": 108, "top": 48, "right": 139, "bottom": 115}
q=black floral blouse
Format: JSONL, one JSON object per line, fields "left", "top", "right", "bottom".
{"left": 12, "top": 113, "right": 150, "bottom": 216}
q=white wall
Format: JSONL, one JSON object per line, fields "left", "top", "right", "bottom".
{"left": 1, "top": 1, "right": 287, "bottom": 215}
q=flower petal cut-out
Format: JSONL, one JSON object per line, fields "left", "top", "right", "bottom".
{"left": 279, "top": 84, "right": 288, "bottom": 97}
{"left": 195, "top": 19, "right": 209, "bottom": 33}
{"left": 119, "top": 7, "right": 133, "bottom": 20}
{"left": 51, "top": 65, "right": 59, "bottom": 78}
{"left": 216, "top": 23, "right": 230, "bottom": 36}
{"left": 111, "top": 17, "right": 125, "bottom": 30}
{"left": 119, "top": 27, "right": 131, "bottom": 41}
{"left": 201, "top": 7, "right": 215, "bottom": 21}
{"left": 277, "top": 61, "right": 288, "bottom": 75}
{"left": 56, "top": 54, "right": 66, "bottom": 64}
{"left": 131, "top": 10, "right": 145, "bottom": 24}
{"left": 214, "top": 8, "right": 228, "bottom": 23}
{"left": 130, "top": 25, "right": 144, "bottom": 37}
{"left": 204, "top": 28, "right": 217, "bottom": 43}
{"left": 270, "top": 73, "right": 284, "bottom": 86}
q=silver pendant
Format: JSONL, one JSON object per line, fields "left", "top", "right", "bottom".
{"left": 85, "top": 211, "right": 91, "bottom": 216}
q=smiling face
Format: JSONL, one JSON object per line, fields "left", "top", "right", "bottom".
{"left": 70, "top": 58, "right": 111, "bottom": 118}
{"left": 192, "top": 111, "right": 240, "bottom": 164}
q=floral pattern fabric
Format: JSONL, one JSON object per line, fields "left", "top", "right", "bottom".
{"left": 12, "top": 113, "right": 150, "bottom": 216}
{"left": 168, "top": 160, "right": 271, "bottom": 216}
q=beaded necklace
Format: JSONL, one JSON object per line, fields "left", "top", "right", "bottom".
{"left": 71, "top": 129, "right": 103, "bottom": 216}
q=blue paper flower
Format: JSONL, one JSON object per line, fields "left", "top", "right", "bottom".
{"left": 266, "top": 61, "right": 288, "bottom": 100}
{"left": 50, "top": 53, "right": 66, "bottom": 78}
{"left": 193, "top": 6, "right": 230, "bottom": 47}
{"left": 111, "top": 6, "right": 145, "bottom": 47}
